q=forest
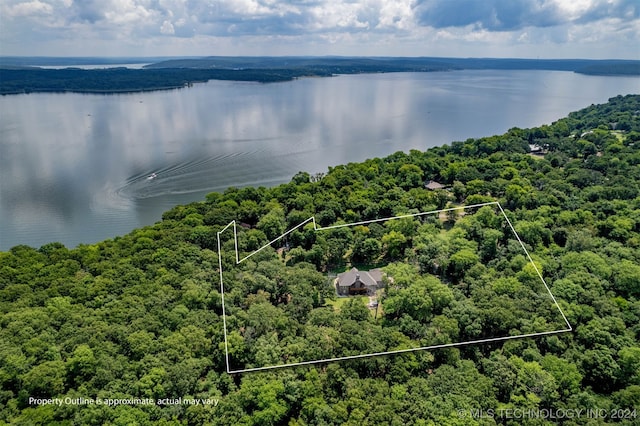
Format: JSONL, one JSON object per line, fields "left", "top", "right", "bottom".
{"left": 1, "top": 57, "right": 638, "bottom": 95}
{"left": 141, "top": 56, "right": 640, "bottom": 75}
{"left": 1, "top": 94, "right": 639, "bottom": 425}
{"left": 0, "top": 67, "right": 331, "bottom": 95}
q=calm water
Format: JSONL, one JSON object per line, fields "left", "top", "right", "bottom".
{"left": 1, "top": 70, "right": 638, "bottom": 250}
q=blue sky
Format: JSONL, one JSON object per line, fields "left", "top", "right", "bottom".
{"left": 1, "top": 0, "right": 639, "bottom": 58}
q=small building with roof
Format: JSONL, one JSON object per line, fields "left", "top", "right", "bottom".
{"left": 528, "top": 144, "right": 547, "bottom": 155}
{"left": 336, "top": 267, "right": 385, "bottom": 296}
{"left": 425, "top": 180, "right": 445, "bottom": 190}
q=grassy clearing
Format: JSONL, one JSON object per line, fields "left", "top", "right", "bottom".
{"left": 612, "top": 130, "right": 625, "bottom": 142}
{"left": 325, "top": 296, "right": 367, "bottom": 311}
{"left": 325, "top": 294, "right": 382, "bottom": 319}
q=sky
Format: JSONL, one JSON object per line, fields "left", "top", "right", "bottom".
{"left": 1, "top": 0, "right": 639, "bottom": 59}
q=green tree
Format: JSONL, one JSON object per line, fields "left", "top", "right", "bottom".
{"left": 398, "top": 164, "right": 424, "bottom": 190}
{"left": 448, "top": 249, "right": 479, "bottom": 281}
{"left": 67, "top": 344, "right": 97, "bottom": 386}
{"left": 256, "top": 207, "right": 286, "bottom": 241}
{"left": 21, "top": 360, "right": 66, "bottom": 398}
{"left": 352, "top": 238, "right": 382, "bottom": 264}
{"left": 382, "top": 230, "right": 407, "bottom": 260}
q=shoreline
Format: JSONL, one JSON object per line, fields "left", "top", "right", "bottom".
{"left": 2, "top": 57, "right": 638, "bottom": 96}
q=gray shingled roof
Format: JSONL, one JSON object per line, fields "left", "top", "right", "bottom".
{"left": 337, "top": 267, "right": 359, "bottom": 287}
{"left": 367, "top": 268, "right": 383, "bottom": 282}
{"left": 337, "top": 267, "right": 382, "bottom": 288}
{"left": 425, "top": 180, "right": 445, "bottom": 190}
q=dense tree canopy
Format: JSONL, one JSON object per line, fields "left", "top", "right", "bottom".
{"left": 1, "top": 94, "right": 639, "bottom": 424}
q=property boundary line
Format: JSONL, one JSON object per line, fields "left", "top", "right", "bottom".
{"left": 217, "top": 201, "right": 572, "bottom": 374}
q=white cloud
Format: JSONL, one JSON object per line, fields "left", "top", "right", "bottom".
{"left": 160, "top": 20, "right": 175, "bottom": 35}
{"left": 307, "top": 1, "right": 366, "bottom": 30}
{"left": 554, "top": 0, "right": 597, "bottom": 19}
{"left": 517, "top": 31, "right": 529, "bottom": 43}
{"left": 0, "top": 0, "right": 638, "bottom": 58}
{"left": 104, "top": 0, "right": 157, "bottom": 25}
{"left": 5, "top": 0, "right": 53, "bottom": 17}
{"left": 377, "top": 0, "right": 415, "bottom": 30}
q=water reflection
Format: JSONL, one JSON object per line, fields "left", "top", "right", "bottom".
{"left": 1, "top": 70, "right": 638, "bottom": 249}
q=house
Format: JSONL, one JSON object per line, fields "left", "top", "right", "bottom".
{"left": 336, "top": 267, "right": 385, "bottom": 296}
{"left": 424, "top": 180, "right": 445, "bottom": 190}
{"left": 528, "top": 144, "right": 547, "bottom": 155}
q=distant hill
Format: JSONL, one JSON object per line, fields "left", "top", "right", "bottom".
{"left": 143, "top": 56, "right": 459, "bottom": 73}
{"left": 0, "top": 67, "right": 328, "bottom": 94}
{"left": 0, "top": 56, "right": 176, "bottom": 67}
{"left": 575, "top": 62, "right": 640, "bottom": 76}
{"left": 1, "top": 56, "right": 637, "bottom": 95}
{"left": 145, "top": 56, "right": 640, "bottom": 75}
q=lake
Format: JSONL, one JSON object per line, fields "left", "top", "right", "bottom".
{"left": 1, "top": 70, "right": 638, "bottom": 250}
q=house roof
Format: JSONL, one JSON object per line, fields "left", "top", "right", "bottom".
{"left": 337, "top": 267, "right": 383, "bottom": 288}
{"left": 367, "top": 268, "right": 383, "bottom": 282}
{"left": 425, "top": 180, "right": 445, "bottom": 190}
{"left": 337, "top": 267, "right": 359, "bottom": 287}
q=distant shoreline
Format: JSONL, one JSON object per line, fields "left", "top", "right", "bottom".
{"left": 0, "top": 85, "right": 189, "bottom": 96}
{"left": 1, "top": 57, "right": 638, "bottom": 95}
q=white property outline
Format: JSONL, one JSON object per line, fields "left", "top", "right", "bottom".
{"left": 217, "top": 201, "right": 572, "bottom": 374}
